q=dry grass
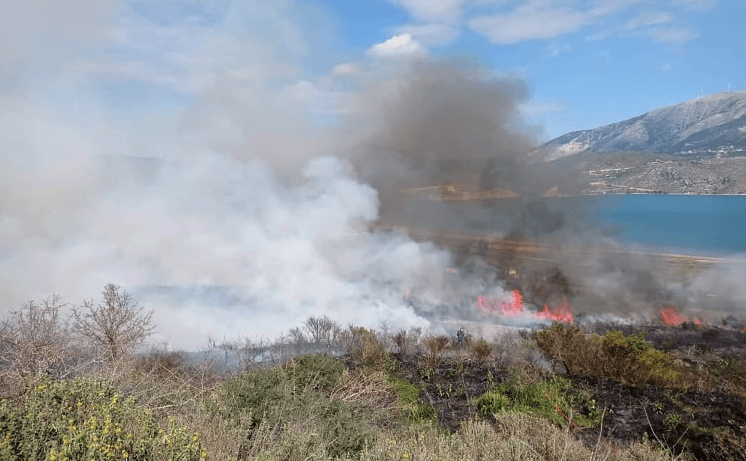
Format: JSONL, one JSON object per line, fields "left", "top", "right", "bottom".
{"left": 331, "top": 369, "right": 398, "bottom": 410}
{"left": 357, "top": 412, "right": 678, "bottom": 461}
{"left": 469, "top": 337, "right": 493, "bottom": 362}
{"left": 3, "top": 303, "right": 738, "bottom": 461}
{"left": 423, "top": 335, "right": 450, "bottom": 369}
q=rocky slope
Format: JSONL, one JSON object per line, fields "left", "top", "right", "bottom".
{"left": 535, "top": 91, "right": 746, "bottom": 161}
{"left": 524, "top": 92, "right": 746, "bottom": 194}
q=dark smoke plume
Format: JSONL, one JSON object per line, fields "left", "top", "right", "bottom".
{"left": 347, "top": 59, "right": 539, "bottom": 202}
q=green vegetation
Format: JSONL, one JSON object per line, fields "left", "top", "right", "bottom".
{"left": 536, "top": 323, "right": 679, "bottom": 386}
{"left": 2, "top": 289, "right": 745, "bottom": 460}
{"left": 387, "top": 376, "right": 437, "bottom": 423}
{"left": 0, "top": 377, "right": 203, "bottom": 461}
{"left": 474, "top": 368, "right": 602, "bottom": 428}
{"left": 210, "top": 355, "right": 379, "bottom": 459}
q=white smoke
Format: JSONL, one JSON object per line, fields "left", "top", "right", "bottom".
{"left": 0, "top": 0, "right": 524, "bottom": 349}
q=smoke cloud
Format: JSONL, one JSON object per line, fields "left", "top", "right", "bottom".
{"left": 345, "top": 59, "right": 539, "bottom": 199}
{"left": 3, "top": 0, "right": 742, "bottom": 352}
{"left": 1, "top": 0, "right": 525, "bottom": 349}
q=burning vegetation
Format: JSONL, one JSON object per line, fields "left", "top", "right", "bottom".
{"left": 2, "top": 288, "right": 746, "bottom": 460}
{"left": 478, "top": 289, "right": 575, "bottom": 323}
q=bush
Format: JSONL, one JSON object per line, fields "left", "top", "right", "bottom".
{"left": 423, "top": 335, "right": 450, "bottom": 368}
{"left": 387, "top": 376, "right": 437, "bottom": 423}
{"left": 535, "top": 324, "right": 679, "bottom": 386}
{"left": 348, "top": 328, "right": 392, "bottom": 371}
{"left": 283, "top": 355, "right": 347, "bottom": 392}
{"left": 0, "top": 377, "right": 204, "bottom": 461}
{"left": 473, "top": 368, "right": 601, "bottom": 428}
{"left": 136, "top": 348, "right": 190, "bottom": 380}
{"left": 392, "top": 328, "right": 421, "bottom": 356}
{"left": 72, "top": 284, "right": 154, "bottom": 362}
{"left": 214, "top": 366, "right": 289, "bottom": 426}
{"left": 469, "top": 338, "right": 492, "bottom": 362}
{"left": 0, "top": 295, "right": 77, "bottom": 379}
{"left": 212, "top": 356, "right": 377, "bottom": 459}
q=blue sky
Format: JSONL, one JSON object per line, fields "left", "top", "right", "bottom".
{"left": 314, "top": 0, "right": 746, "bottom": 138}
{"left": 4, "top": 0, "right": 744, "bottom": 141}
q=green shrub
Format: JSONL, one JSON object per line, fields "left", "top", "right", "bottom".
{"left": 387, "top": 377, "right": 437, "bottom": 423}
{"left": 0, "top": 377, "right": 204, "bottom": 461}
{"left": 317, "top": 398, "right": 376, "bottom": 458}
{"left": 212, "top": 356, "right": 377, "bottom": 459}
{"left": 536, "top": 324, "right": 679, "bottom": 386}
{"left": 349, "top": 328, "right": 392, "bottom": 371}
{"left": 283, "top": 355, "right": 347, "bottom": 392}
{"left": 473, "top": 369, "right": 601, "bottom": 428}
{"left": 215, "top": 366, "right": 289, "bottom": 426}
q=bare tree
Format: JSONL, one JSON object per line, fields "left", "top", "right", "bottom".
{"left": 288, "top": 327, "right": 307, "bottom": 344}
{"left": 0, "top": 295, "right": 74, "bottom": 377}
{"left": 393, "top": 327, "right": 422, "bottom": 356}
{"left": 72, "top": 284, "right": 154, "bottom": 361}
{"left": 302, "top": 315, "right": 337, "bottom": 345}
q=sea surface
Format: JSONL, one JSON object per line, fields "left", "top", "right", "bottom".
{"left": 398, "top": 194, "right": 746, "bottom": 257}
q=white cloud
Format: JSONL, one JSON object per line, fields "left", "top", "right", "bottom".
{"left": 397, "top": 23, "right": 461, "bottom": 46}
{"left": 367, "top": 33, "right": 427, "bottom": 59}
{"left": 672, "top": 0, "right": 718, "bottom": 11}
{"left": 547, "top": 42, "right": 572, "bottom": 57}
{"left": 650, "top": 25, "right": 699, "bottom": 44}
{"left": 332, "top": 62, "right": 360, "bottom": 76}
{"left": 609, "top": 10, "right": 697, "bottom": 45}
{"left": 386, "top": 0, "right": 468, "bottom": 23}
{"left": 466, "top": 0, "right": 704, "bottom": 47}
{"left": 469, "top": 3, "right": 588, "bottom": 44}
{"left": 620, "top": 11, "right": 674, "bottom": 31}
{"left": 520, "top": 100, "right": 569, "bottom": 117}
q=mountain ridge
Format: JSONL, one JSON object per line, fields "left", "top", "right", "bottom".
{"left": 534, "top": 91, "right": 746, "bottom": 162}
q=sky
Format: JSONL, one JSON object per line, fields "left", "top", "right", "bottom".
{"left": 318, "top": 0, "right": 746, "bottom": 138}
{"left": 2, "top": 0, "right": 746, "bottom": 348}
{"left": 3, "top": 1, "right": 743, "bottom": 137}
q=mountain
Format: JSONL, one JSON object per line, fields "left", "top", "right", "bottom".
{"left": 534, "top": 91, "right": 746, "bottom": 162}
{"left": 520, "top": 92, "right": 746, "bottom": 195}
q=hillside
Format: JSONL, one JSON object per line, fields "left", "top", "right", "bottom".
{"left": 515, "top": 92, "right": 746, "bottom": 195}
{"left": 535, "top": 91, "right": 746, "bottom": 162}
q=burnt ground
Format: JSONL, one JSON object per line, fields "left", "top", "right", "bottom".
{"left": 367, "top": 324, "right": 746, "bottom": 461}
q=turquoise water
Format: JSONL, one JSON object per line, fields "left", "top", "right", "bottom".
{"left": 582, "top": 195, "right": 746, "bottom": 255}
{"left": 403, "top": 194, "right": 746, "bottom": 256}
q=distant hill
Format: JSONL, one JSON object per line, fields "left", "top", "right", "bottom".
{"left": 533, "top": 91, "right": 746, "bottom": 162}
{"left": 521, "top": 92, "right": 746, "bottom": 195}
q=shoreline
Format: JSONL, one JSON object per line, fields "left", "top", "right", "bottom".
{"left": 381, "top": 226, "right": 746, "bottom": 266}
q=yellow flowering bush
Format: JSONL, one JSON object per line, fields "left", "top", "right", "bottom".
{"left": 0, "top": 377, "right": 205, "bottom": 461}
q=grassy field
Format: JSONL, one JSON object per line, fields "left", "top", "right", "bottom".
{"left": 2, "top": 306, "right": 746, "bottom": 460}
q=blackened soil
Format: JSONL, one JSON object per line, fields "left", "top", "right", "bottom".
{"left": 381, "top": 341, "right": 746, "bottom": 461}
{"left": 570, "top": 374, "right": 746, "bottom": 461}
{"left": 588, "top": 323, "right": 746, "bottom": 359}
{"left": 391, "top": 352, "right": 511, "bottom": 431}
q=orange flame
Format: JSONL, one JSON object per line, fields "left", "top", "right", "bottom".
{"left": 478, "top": 290, "right": 524, "bottom": 316}
{"left": 536, "top": 298, "right": 575, "bottom": 323}
{"left": 660, "top": 307, "right": 686, "bottom": 326}
{"left": 478, "top": 290, "right": 573, "bottom": 323}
